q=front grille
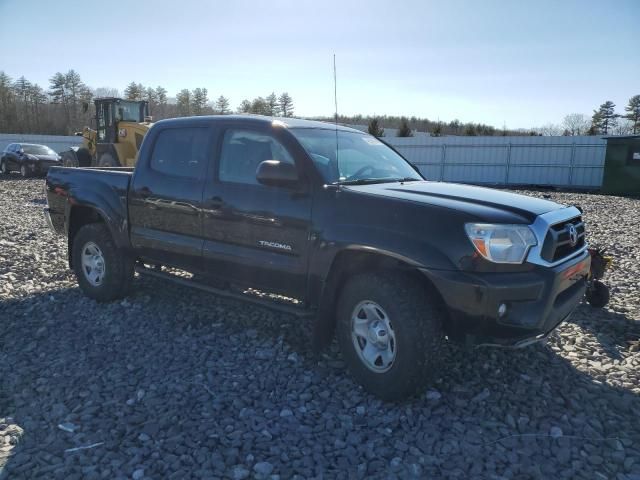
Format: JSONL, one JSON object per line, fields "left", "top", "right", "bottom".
{"left": 541, "top": 216, "right": 586, "bottom": 263}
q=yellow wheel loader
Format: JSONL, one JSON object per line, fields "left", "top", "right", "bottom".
{"left": 61, "top": 97, "right": 153, "bottom": 168}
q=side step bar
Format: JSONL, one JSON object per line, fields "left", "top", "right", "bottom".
{"left": 134, "top": 265, "right": 314, "bottom": 318}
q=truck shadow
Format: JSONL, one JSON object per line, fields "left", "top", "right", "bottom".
{"left": 1, "top": 277, "right": 638, "bottom": 478}
{"left": 563, "top": 303, "right": 640, "bottom": 361}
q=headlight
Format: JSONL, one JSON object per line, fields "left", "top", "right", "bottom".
{"left": 465, "top": 223, "right": 537, "bottom": 264}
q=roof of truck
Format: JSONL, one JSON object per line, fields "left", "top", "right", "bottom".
{"left": 154, "top": 115, "right": 363, "bottom": 133}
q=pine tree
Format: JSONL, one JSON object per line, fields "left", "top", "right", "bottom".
{"left": 176, "top": 89, "right": 191, "bottom": 116}
{"left": 278, "top": 92, "right": 294, "bottom": 117}
{"left": 124, "top": 82, "right": 144, "bottom": 100}
{"left": 432, "top": 122, "right": 443, "bottom": 137}
{"left": 624, "top": 95, "right": 640, "bottom": 134}
{"left": 266, "top": 92, "right": 280, "bottom": 116}
{"left": 48, "top": 72, "right": 70, "bottom": 132}
{"left": 238, "top": 99, "right": 252, "bottom": 113}
{"left": 250, "top": 97, "right": 268, "bottom": 115}
{"left": 0, "top": 72, "right": 17, "bottom": 133}
{"left": 155, "top": 86, "right": 167, "bottom": 105}
{"left": 215, "top": 95, "right": 230, "bottom": 114}
{"left": 396, "top": 117, "right": 413, "bottom": 137}
{"left": 144, "top": 87, "right": 157, "bottom": 113}
{"left": 367, "top": 118, "right": 384, "bottom": 137}
{"left": 190, "top": 88, "right": 208, "bottom": 115}
{"left": 464, "top": 124, "right": 477, "bottom": 136}
{"left": 591, "top": 101, "right": 618, "bottom": 134}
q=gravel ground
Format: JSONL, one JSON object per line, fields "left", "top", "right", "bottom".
{"left": 0, "top": 176, "right": 639, "bottom": 479}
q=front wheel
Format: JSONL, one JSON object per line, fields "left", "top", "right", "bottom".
{"left": 336, "top": 272, "right": 444, "bottom": 401}
{"left": 20, "top": 165, "right": 29, "bottom": 178}
{"left": 72, "top": 223, "right": 133, "bottom": 302}
{"left": 0, "top": 160, "right": 8, "bottom": 174}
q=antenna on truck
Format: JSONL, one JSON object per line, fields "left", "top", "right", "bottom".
{"left": 333, "top": 53, "right": 339, "bottom": 171}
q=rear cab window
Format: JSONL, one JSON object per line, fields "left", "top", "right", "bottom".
{"left": 150, "top": 127, "right": 210, "bottom": 178}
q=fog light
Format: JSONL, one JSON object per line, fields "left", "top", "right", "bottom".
{"left": 498, "top": 303, "right": 508, "bottom": 318}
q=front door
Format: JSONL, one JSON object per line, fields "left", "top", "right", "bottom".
{"left": 129, "top": 125, "right": 214, "bottom": 269}
{"left": 201, "top": 126, "right": 312, "bottom": 300}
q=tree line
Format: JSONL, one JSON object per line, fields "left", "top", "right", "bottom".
{"left": 0, "top": 69, "right": 638, "bottom": 138}
{"left": 0, "top": 70, "right": 296, "bottom": 135}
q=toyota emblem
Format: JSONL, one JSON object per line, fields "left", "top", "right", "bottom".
{"left": 567, "top": 224, "right": 578, "bottom": 247}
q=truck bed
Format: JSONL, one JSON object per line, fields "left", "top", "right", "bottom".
{"left": 45, "top": 166, "right": 133, "bottom": 238}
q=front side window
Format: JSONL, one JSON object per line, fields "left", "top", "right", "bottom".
{"left": 115, "top": 101, "right": 145, "bottom": 122}
{"left": 218, "top": 129, "right": 294, "bottom": 185}
{"left": 290, "top": 128, "right": 422, "bottom": 184}
{"left": 150, "top": 127, "right": 210, "bottom": 178}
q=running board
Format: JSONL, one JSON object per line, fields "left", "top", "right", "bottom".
{"left": 134, "top": 265, "right": 314, "bottom": 318}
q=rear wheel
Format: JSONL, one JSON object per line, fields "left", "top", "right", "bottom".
{"left": 20, "top": 165, "right": 29, "bottom": 178}
{"left": 97, "top": 153, "right": 118, "bottom": 167}
{"left": 62, "top": 151, "right": 79, "bottom": 167}
{"left": 0, "top": 160, "right": 8, "bottom": 174}
{"left": 72, "top": 223, "right": 133, "bottom": 302}
{"left": 76, "top": 148, "right": 93, "bottom": 167}
{"left": 336, "top": 272, "right": 444, "bottom": 401}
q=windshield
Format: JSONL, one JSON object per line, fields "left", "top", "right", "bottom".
{"left": 23, "top": 145, "right": 56, "bottom": 155}
{"left": 115, "top": 101, "right": 145, "bottom": 122}
{"left": 290, "top": 128, "right": 423, "bottom": 184}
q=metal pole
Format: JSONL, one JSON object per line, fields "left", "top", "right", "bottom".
{"left": 568, "top": 142, "right": 576, "bottom": 186}
{"left": 504, "top": 143, "right": 512, "bottom": 185}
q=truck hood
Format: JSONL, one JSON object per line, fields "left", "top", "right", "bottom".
{"left": 344, "top": 181, "right": 564, "bottom": 223}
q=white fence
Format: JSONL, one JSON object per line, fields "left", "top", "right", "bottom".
{"left": 0, "top": 133, "right": 607, "bottom": 188}
{"left": 0, "top": 134, "right": 83, "bottom": 155}
{"left": 386, "top": 135, "right": 607, "bottom": 188}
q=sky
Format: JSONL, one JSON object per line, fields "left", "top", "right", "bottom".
{"left": 0, "top": 0, "right": 638, "bottom": 129}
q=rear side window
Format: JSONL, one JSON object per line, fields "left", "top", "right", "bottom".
{"left": 218, "top": 129, "right": 294, "bottom": 185}
{"left": 150, "top": 127, "right": 210, "bottom": 178}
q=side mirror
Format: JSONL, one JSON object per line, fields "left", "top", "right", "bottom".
{"left": 256, "top": 160, "right": 299, "bottom": 188}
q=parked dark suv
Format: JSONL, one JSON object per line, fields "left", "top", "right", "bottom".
{"left": 1, "top": 143, "right": 62, "bottom": 177}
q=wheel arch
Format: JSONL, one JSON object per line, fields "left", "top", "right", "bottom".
{"left": 312, "top": 247, "right": 447, "bottom": 351}
{"left": 66, "top": 204, "right": 128, "bottom": 269}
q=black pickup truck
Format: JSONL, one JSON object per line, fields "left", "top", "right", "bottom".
{"left": 45, "top": 115, "right": 591, "bottom": 400}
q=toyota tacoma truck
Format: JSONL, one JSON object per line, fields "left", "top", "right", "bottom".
{"left": 44, "top": 115, "right": 591, "bottom": 400}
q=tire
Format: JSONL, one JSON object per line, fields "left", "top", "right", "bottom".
{"left": 0, "top": 160, "right": 8, "bottom": 174}
{"left": 76, "top": 148, "right": 93, "bottom": 167}
{"left": 20, "top": 165, "right": 29, "bottom": 178}
{"left": 97, "top": 153, "right": 119, "bottom": 168}
{"left": 61, "top": 151, "right": 79, "bottom": 167}
{"left": 586, "top": 280, "right": 610, "bottom": 308}
{"left": 336, "top": 271, "right": 443, "bottom": 401}
{"left": 72, "top": 223, "right": 134, "bottom": 302}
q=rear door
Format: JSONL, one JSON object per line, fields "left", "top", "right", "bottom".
{"left": 201, "top": 125, "right": 313, "bottom": 299}
{"left": 128, "top": 124, "right": 215, "bottom": 269}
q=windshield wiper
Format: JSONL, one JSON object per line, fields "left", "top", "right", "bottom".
{"left": 332, "top": 176, "right": 422, "bottom": 186}
{"left": 332, "top": 178, "right": 397, "bottom": 186}
{"left": 390, "top": 177, "right": 421, "bottom": 183}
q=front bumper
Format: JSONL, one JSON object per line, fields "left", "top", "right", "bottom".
{"left": 29, "top": 161, "right": 60, "bottom": 175}
{"left": 422, "top": 250, "right": 591, "bottom": 346}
